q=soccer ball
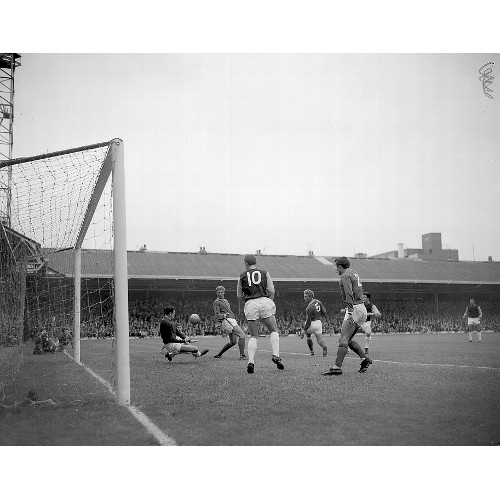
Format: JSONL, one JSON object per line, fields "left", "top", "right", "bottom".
{"left": 189, "top": 313, "right": 201, "bottom": 324}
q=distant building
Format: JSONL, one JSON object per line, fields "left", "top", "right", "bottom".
{"left": 371, "top": 233, "right": 459, "bottom": 261}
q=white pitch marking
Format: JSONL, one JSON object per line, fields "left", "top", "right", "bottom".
{"left": 257, "top": 349, "right": 500, "bottom": 370}
{"left": 372, "top": 359, "right": 500, "bottom": 371}
{"left": 63, "top": 351, "right": 176, "bottom": 446}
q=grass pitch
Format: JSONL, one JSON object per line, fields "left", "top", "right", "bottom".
{"left": 1, "top": 332, "right": 499, "bottom": 445}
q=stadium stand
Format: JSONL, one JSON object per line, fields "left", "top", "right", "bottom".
{"left": 38, "top": 250, "right": 500, "bottom": 338}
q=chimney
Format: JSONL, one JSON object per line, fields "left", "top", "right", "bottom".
{"left": 397, "top": 243, "right": 405, "bottom": 259}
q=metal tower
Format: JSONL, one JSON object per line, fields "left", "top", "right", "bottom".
{"left": 0, "top": 53, "right": 21, "bottom": 226}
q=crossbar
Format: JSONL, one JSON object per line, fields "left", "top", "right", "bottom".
{"left": 0, "top": 140, "right": 112, "bottom": 168}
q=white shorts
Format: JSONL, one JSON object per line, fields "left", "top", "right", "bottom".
{"left": 244, "top": 297, "right": 276, "bottom": 321}
{"left": 344, "top": 303, "right": 368, "bottom": 327}
{"left": 306, "top": 320, "right": 323, "bottom": 336}
{"left": 360, "top": 321, "right": 372, "bottom": 334}
{"left": 467, "top": 318, "right": 480, "bottom": 326}
{"left": 221, "top": 317, "right": 244, "bottom": 337}
{"left": 164, "top": 342, "right": 182, "bottom": 354}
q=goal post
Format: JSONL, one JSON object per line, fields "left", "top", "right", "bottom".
{"left": 0, "top": 138, "right": 130, "bottom": 406}
{"left": 109, "top": 140, "right": 130, "bottom": 405}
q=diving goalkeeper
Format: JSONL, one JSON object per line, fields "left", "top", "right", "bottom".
{"left": 160, "top": 305, "right": 209, "bottom": 361}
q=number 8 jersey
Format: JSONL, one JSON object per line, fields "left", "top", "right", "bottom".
{"left": 239, "top": 267, "right": 270, "bottom": 302}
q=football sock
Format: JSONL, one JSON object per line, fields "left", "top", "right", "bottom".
{"left": 248, "top": 337, "right": 257, "bottom": 363}
{"left": 335, "top": 346, "right": 348, "bottom": 368}
{"left": 477, "top": 331, "right": 482, "bottom": 341}
{"left": 307, "top": 338, "right": 314, "bottom": 352}
{"left": 238, "top": 337, "right": 246, "bottom": 356}
{"left": 468, "top": 332, "right": 473, "bottom": 341}
{"left": 270, "top": 331, "right": 279, "bottom": 356}
{"left": 348, "top": 340, "right": 365, "bottom": 358}
{"left": 217, "top": 342, "right": 233, "bottom": 356}
{"left": 365, "top": 336, "right": 371, "bottom": 349}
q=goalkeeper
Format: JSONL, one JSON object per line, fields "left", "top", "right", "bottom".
{"left": 160, "top": 305, "right": 209, "bottom": 361}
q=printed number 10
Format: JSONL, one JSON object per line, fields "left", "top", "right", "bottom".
{"left": 246, "top": 271, "right": 262, "bottom": 285}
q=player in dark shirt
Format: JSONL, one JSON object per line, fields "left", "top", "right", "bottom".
{"left": 323, "top": 256, "right": 372, "bottom": 376}
{"left": 236, "top": 254, "right": 284, "bottom": 374}
{"left": 301, "top": 289, "right": 328, "bottom": 356}
{"left": 463, "top": 298, "right": 483, "bottom": 342}
{"left": 160, "top": 305, "right": 209, "bottom": 361}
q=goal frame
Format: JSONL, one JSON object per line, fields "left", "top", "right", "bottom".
{"left": 0, "top": 138, "right": 130, "bottom": 405}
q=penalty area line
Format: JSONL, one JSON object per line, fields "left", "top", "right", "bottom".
{"left": 373, "top": 359, "right": 500, "bottom": 371}
{"left": 259, "top": 349, "right": 500, "bottom": 370}
{"left": 63, "top": 350, "right": 176, "bottom": 446}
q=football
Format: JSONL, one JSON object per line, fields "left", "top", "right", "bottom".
{"left": 189, "top": 313, "right": 201, "bottom": 324}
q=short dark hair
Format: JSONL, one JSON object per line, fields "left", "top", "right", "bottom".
{"left": 244, "top": 254, "right": 257, "bottom": 265}
{"left": 164, "top": 304, "right": 175, "bottom": 316}
{"left": 335, "top": 256, "right": 350, "bottom": 269}
{"left": 364, "top": 293, "right": 371, "bottom": 300}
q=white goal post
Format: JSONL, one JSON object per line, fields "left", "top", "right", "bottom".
{"left": 0, "top": 138, "right": 130, "bottom": 405}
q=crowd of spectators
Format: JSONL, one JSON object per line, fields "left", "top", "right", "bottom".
{"left": 123, "top": 295, "right": 500, "bottom": 337}
{"left": 23, "top": 293, "right": 500, "bottom": 341}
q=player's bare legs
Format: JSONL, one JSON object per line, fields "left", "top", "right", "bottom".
{"left": 245, "top": 315, "right": 283, "bottom": 373}
{"left": 334, "top": 319, "right": 357, "bottom": 368}
{"left": 214, "top": 331, "right": 236, "bottom": 358}
{"left": 306, "top": 333, "right": 315, "bottom": 354}
{"left": 164, "top": 342, "right": 209, "bottom": 361}
{"left": 232, "top": 324, "right": 247, "bottom": 357}
{"left": 305, "top": 332, "right": 327, "bottom": 356}
{"left": 246, "top": 320, "right": 260, "bottom": 373}
{"left": 469, "top": 324, "right": 482, "bottom": 342}
{"left": 324, "top": 319, "right": 371, "bottom": 375}
{"left": 262, "top": 315, "right": 284, "bottom": 370}
{"left": 313, "top": 332, "right": 328, "bottom": 356}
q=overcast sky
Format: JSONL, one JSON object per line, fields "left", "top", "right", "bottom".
{"left": 11, "top": 52, "right": 499, "bottom": 261}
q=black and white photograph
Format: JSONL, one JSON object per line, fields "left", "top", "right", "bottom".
{"left": 1, "top": 2, "right": 498, "bottom": 499}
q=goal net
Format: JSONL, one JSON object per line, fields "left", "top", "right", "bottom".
{"left": 0, "top": 139, "right": 130, "bottom": 409}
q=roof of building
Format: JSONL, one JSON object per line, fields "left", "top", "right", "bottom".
{"left": 44, "top": 249, "right": 500, "bottom": 285}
